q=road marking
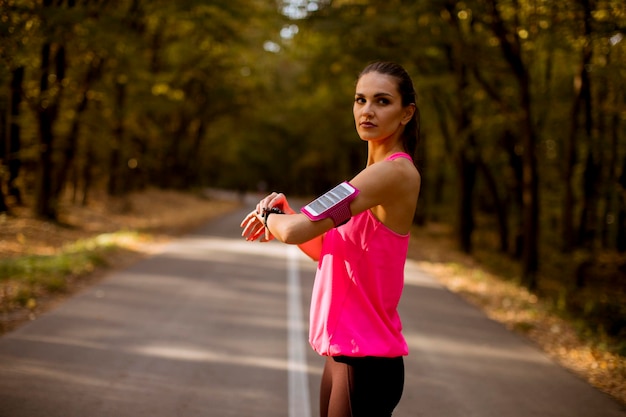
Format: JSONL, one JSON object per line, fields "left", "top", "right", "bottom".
{"left": 287, "top": 245, "right": 312, "bottom": 417}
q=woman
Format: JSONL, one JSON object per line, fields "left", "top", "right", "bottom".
{"left": 240, "top": 61, "right": 421, "bottom": 417}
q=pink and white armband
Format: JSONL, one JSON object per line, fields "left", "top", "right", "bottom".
{"left": 301, "top": 182, "right": 359, "bottom": 227}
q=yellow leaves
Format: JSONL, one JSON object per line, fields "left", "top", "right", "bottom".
{"left": 151, "top": 83, "right": 169, "bottom": 95}
{"left": 458, "top": 10, "right": 470, "bottom": 21}
{"left": 592, "top": 9, "right": 610, "bottom": 21}
{"left": 330, "top": 62, "right": 342, "bottom": 74}
{"left": 199, "top": 39, "right": 212, "bottom": 51}
{"left": 151, "top": 83, "right": 185, "bottom": 101}
{"left": 414, "top": 232, "right": 626, "bottom": 403}
{"left": 26, "top": 297, "right": 37, "bottom": 311}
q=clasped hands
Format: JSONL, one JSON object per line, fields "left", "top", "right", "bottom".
{"left": 240, "top": 192, "right": 292, "bottom": 242}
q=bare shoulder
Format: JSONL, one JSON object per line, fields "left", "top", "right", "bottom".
{"left": 348, "top": 157, "right": 420, "bottom": 233}
{"left": 349, "top": 156, "right": 421, "bottom": 215}
{"left": 378, "top": 157, "right": 421, "bottom": 198}
{"left": 389, "top": 156, "right": 420, "bottom": 182}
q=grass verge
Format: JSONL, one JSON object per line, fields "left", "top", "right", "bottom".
{"left": 0, "top": 231, "right": 145, "bottom": 331}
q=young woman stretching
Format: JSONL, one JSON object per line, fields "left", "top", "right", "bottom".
{"left": 241, "top": 61, "right": 421, "bottom": 417}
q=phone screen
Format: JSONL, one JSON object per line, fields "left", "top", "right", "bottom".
{"left": 304, "top": 182, "right": 356, "bottom": 216}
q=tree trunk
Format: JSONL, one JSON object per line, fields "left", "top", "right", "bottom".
{"left": 458, "top": 150, "right": 476, "bottom": 253}
{"left": 55, "top": 57, "right": 102, "bottom": 198}
{"left": 500, "top": 130, "right": 523, "bottom": 258}
{"left": 82, "top": 138, "right": 95, "bottom": 206}
{"left": 108, "top": 79, "right": 125, "bottom": 196}
{"left": 562, "top": 96, "right": 578, "bottom": 253}
{"left": 184, "top": 119, "right": 206, "bottom": 187}
{"left": 455, "top": 63, "right": 476, "bottom": 255}
{"left": 444, "top": 1, "right": 478, "bottom": 254}
{"left": 0, "top": 187, "right": 6, "bottom": 214}
{"left": 487, "top": 0, "right": 539, "bottom": 289}
{"left": 34, "top": 0, "right": 68, "bottom": 220}
{"left": 578, "top": 152, "right": 599, "bottom": 248}
{"left": 477, "top": 157, "right": 509, "bottom": 252}
{"left": 520, "top": 89, "right": 540, "bottom": 289}
{"left": 8, "top": 66, "right": 24, "bottom": 206}
{"left": 471, "top": 58, "right": 518, "bottom": 256}
{"left": 35, "top": 42, "right": 61, "bottom": 220}
{"left": 0, "top": 105, "right": 7, "bottom": 213}
{"left": 617, "top": 156, "right": 626, "bottom": 252}
{"left": 602, "top": 106, "right": 621, "bottom": 249}
{"left": 162, "top": 115, "right": 189, "bottom": 189}
{"left": 575, "top": 0, "right": 597, "bottom": 250}
{"left": 430, "top": 92, "right": 453, "bottom": 224}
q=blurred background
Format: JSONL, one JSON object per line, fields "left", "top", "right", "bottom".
{"left": 1, "top": 1, "right": 625, "bottom": 346}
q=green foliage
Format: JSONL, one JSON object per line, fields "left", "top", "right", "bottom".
{"left": 0, "top": 231, "right": 140, "bottom": 309}
{"left": 0, "top": 235, "right": 118, "bottom": 282}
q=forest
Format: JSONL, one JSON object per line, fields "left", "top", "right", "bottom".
{"left": 1, "top": 1, "right": 625, "bottom": 347}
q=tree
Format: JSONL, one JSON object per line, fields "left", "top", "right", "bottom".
{"left": 7, "top": 67, "right": 24, "bottom": 206}
{"left": 33, "top": 0, "right": 71, "bottom": 220}
{"left": 485, "top": 0, "right": 540, "bottom": 288}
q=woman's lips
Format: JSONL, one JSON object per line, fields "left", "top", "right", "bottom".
{"left": 360, "top": 121, "right": 376, "bottom": 128}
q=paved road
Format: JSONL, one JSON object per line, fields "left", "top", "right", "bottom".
{"left": 1, "top": 206, "right": 624, "bottom": 417}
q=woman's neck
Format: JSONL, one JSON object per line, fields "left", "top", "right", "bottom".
{"left": 366, "top": 142, "right": 405, "bottom": 166}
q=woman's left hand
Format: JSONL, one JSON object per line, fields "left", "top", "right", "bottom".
{"left": 240, "top": 209, "right": 272, "bottom": 242}
{"left": 241, "top": 192, "right": 293, "bottom": 242}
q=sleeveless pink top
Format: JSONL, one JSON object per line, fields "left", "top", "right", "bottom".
{"left": 308, "top": 152, "right": 411, "bottom": 357}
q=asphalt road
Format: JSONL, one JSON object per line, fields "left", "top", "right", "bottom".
{"left": 0, "top": 206, "right": 624, "bottom": 417}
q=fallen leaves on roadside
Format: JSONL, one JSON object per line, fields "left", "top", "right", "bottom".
{"left": 408, "top": 227, "right": 626, "bottom": 406}
{"left": 0, "top": 188, "right": 241, "bottom": 335}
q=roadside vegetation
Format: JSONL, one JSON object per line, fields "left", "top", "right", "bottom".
{"left": 409, "top": 223, "right": 626, "bottom": 405}
{"left": 0, "top": 189, "right": 240, "bottom": 333}
{"left": 1, "top": 231, "right": 135, "bottom": 316}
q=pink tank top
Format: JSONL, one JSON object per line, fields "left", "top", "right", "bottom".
{"left": 308, "top": 152, "right": 412, "bottom": 357}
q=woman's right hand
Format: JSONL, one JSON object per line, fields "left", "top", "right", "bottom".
{"left": 256, "top": 192, "right": 295, "bottom": 215}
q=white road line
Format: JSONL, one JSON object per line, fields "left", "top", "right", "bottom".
{"left": 287, "top": 245, "right": 312, "bottom": 417}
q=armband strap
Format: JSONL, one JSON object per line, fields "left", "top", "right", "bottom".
{"left": 301, "top": 181, "right": 359, "bottom": 227}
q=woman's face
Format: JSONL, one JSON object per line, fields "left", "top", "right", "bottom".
{"left": 353, "top": 71, "right": 414, "bottom": 144}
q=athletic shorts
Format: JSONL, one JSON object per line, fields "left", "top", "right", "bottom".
{"left": 320, "top": 355, "right": 404, "bottom": 417}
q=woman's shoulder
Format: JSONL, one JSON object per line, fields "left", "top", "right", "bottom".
{"left": 365, "top": 158, "right": 420, "bottom": 233}
{"left": 381, "top": 155, "right": 421, "bottom": 187}
{"left": 356, "top": 156, "right": 419, "bottom": 186}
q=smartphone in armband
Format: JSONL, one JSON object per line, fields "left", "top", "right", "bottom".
{"left": 301, "top": 181, "right": 359, "bottom": 226}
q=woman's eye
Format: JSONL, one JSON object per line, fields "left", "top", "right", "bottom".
{"left": 378, "top": 98, "right": 390, "bottom": 105}
{"left": 355, "top": 97, "right": 366, "bottom": 104}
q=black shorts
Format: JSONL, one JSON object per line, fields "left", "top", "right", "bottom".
{"left": 320, "top": 355, "right": 405, "bottom": 417}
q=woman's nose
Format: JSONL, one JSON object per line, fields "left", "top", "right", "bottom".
{"left": 361, "top": 103, "right": 374, "bottom": 117}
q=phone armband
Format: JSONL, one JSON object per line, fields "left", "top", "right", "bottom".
{"left": 301, "top": 182, "right": 359, "bottom": 227}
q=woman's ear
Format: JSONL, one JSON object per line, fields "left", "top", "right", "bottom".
{"left": 401, "top": 103, "right": 416, "bottom": 125}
